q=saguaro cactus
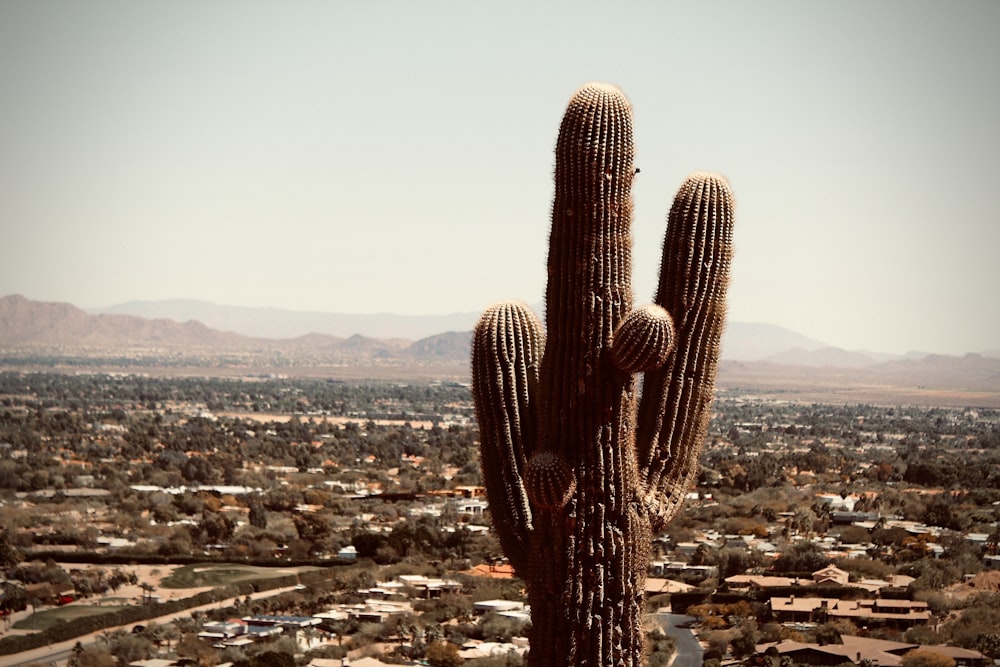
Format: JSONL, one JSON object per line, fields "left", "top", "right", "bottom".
{"left": 471, "top": 82, "right": 734, "bottom": 666}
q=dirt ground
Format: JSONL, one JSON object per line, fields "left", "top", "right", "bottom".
{"left": 943, "top": 570, "right": 1000, "bottom": 600}
{"left": 70, "top": 563, "right": 213, "bottom": 604}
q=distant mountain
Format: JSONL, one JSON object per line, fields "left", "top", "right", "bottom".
{"left": 765, "top": 346, "right": 889, "bottom": 368}
{"left": 1, "top": 294, "right": 981, "bottom": 371}
{"left": 90, "top": 298, "right": 479, "bottom": 341}
{"left": 720, "top": 321, "right": 829, "bottom": 361}
{"left": 403, "top": 331, "right": 472, "bottom": 359}
{"left": 4, "top": 295, "right": 999, "bottom": 402}
{"left": 95, "top": 299, "right": 836, "bottom": 362}
{"left": 873, "top": 352, "right": 1000, "bottom": 390}
{"left": 0, "top": 294, "right": 252, "bottom": 347}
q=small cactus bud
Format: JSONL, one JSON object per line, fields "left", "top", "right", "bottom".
{"left": 610, "top": 304, "right": 675, "bottom": 373}
{"left": 524, "top": 450, "right": 576, "bottom": 512}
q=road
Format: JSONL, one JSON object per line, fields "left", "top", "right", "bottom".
{"left": 2, "top": 585, "right": 301, "bottom": 667}
{"left": 650, "top": 612, "right": 703, "bottom": 667}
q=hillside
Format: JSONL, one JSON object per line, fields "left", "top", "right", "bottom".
{"left": 0, "top": 294, "right": 252, "bottom": 347}
{"left": 0, "top": 295, "right": 469, "bottom": 375}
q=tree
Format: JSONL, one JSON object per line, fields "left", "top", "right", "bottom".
{"left": 773, "top": 542, "right": 830, "bottom": 574}
{"left": 426, "top": 641, "right": 464, "bottom": 667}
{"left": 975, "top": 633, "right": 1000, "bottom": 659}
{"left": 248, "top": 498, "right": 268, "bottom": 529}
{"left": 200, "top": 511, "right": 235, "bottom": 544}
{"left": 243, "top": 651, "right": 295, "bottom": 667}
{"left": 140, "top": 582, "right": 157, "bottom": 604}
{"left": 69, "top": 646, "right": 116, "bottom": 667}
{"left": 293, "top": 512, "right": 331, "bottom": 543}
{"left": 109, "top": 633, "right": 153, "bottom": 666}
{"left": 0, "top": 581, "right": 27, "bottom": 613}
{"left": 176, "top": 633, "right": 218, "bottom": 666}
{"left": 730, "top": 620, "right": 759, "bottom": 659}
{"left": 900, "top": 648, "right": 956, "bottom": 667}
{"left": 0, "top": 528, "right": 23, "bottom": 571}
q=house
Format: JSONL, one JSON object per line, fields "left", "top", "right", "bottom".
{"left": 244, "top": 615, "right": 321, "bottom": 630}
{"left": 451, "top": 498, "right": 488, "bottom": 516}
{"left": 649, "top": 560, "right": 718, "bottom": 580}
{"left": 316, "top": 599, "right": 414, "bottom": 624}
{"left": 852, "top": 574, "right": 915, "bottom": 594}
{"left": 474, "top": 599, "right": 525, "bottom": 614}
{"left": 464, "top": 561, "right": 516, "bottom": 579}
{"left": 459, "top": 639, "right": 527, "bottom": 660}
{"left": 768, "top": 597, "right": 931, "bottom": 630}
{"left": 200, "top": 620, "right": 245, "bottom": 638}
{"left": 724, "top": 574, "right": 813, "bottom": 593}
{"left": 758, "top": 636, "right": 906, "bottom": 667}
{"left": 921, "top": 646, "right": 990, "bottom": 667}
{"left": 307, "top": 659, "right": 345, "bottom": 667}
{"left": 645, "top": 578, "right": 695, "bottom": 594}
{"left": 757, "top": 635, "right": 987, "bottom": 667}
{"left": 812, "top": 565, "right": 850, "bottom": 586}
{"left": 815, "top": 493, "right": 859, "bottom": 512}
{"left": 128, "top": 660, "right": 180, "bottom": 667}
{"left": 396, "top": 574, "right": 462, "bottom": 598}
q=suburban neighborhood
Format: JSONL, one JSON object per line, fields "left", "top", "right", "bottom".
{"left": 0, "top": 373, "right": 998, "bottom": 667}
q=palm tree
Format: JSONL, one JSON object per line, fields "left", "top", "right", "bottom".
{"left": 139, "top": 582, "right": 156, "bottom": 604}
{"left": 161, "top": 623, "right": 180, "bottom": 653}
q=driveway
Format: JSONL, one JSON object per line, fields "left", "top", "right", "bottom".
{"left": 649, "top": 612, "right": 703, "bottom": 667}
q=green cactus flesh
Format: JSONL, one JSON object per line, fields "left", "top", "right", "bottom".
{"left": 471, "top": 83, "right": 734, "bottom": 667}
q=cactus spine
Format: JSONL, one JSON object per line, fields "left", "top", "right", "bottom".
{"left": 472, "top": 83, "right": 734, "bottom": 667}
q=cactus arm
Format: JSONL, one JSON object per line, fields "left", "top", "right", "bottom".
{"left": 471, "top": 300, "right": 544, "bottom": 573}
{"left": 636, "top": 172, "right": 735, "bottom": 530}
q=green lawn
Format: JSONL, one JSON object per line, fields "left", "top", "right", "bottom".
{"left": 159, "top": 564, "right": 319, "bottom": 589}
{"left": 13, "top": 605, "right": 114, "bottom": 631}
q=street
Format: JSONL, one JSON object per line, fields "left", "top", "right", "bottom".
{"left": 650, "top": 612, "right": 703, "bottom": 667}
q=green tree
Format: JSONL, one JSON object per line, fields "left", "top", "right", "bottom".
{"left": 0, "top": 581, "right": 27, "bottom": 612}
{"left": 975, "top": 633, "right": 1000, "bottom": 659}
{"left": 248, "top": 498, "right": 268, "bottom": 529}
{"left": 109, "top": 633, "right": 153, "bottom": 666}
{"left": 773, "top": 541, "right": 830, "bottom": 573}
{"left": 0, "top": 528, "right": 23, "bottom": 571}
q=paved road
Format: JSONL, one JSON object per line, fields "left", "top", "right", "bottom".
{"left": 650, "top": 612, "right": 703, "bottom": 667}
{"left": 3, "top": 585, "right": 301, "bottom": 667}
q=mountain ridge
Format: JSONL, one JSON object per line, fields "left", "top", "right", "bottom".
{"left": 3, "top": 293, "right": 996, "bottom": 366}
{"left": 4, "top": 295, "right": 999, "bottom": 406}
{"left": 88, "top": 297, "right": 843, "bottom": 362}
{"left": 90, "top": 298, "right": 478, "bottom": 343}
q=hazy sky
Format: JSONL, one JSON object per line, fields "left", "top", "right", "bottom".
{"left": 2, "top": 1, "right": 998, "bottom": 355}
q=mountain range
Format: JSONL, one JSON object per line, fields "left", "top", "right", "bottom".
{"left": 82, "top": 296, "right": 886, "bottom": 365}
{"left": 0, "top": 294, "right": 991, "bottom": 365}
{"left": 2, "top": 294, "right": 999, "bottom": 406}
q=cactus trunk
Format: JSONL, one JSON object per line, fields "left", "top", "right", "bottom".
{"left": 472, "top": 82, "right": 734, "bottom": 667}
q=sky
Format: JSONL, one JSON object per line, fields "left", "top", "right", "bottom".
{"left": 2, "top": 1, "right": 998, "bottom": 356}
